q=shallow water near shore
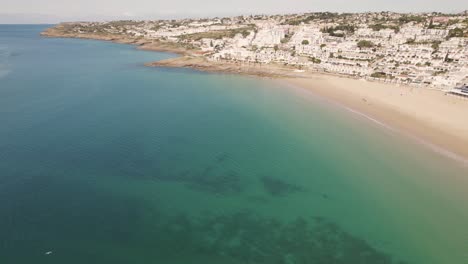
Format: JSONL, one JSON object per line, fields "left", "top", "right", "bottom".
{"left": 1, "top": 25, "right": 468, "bottom": 264}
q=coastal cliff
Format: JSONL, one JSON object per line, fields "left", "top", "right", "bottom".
{"left": 41, "top": 23, "right": 195, "bottom": 56}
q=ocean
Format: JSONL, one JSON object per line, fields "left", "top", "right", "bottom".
{"left": 1, "top": 24, "right": 468, "bottom": 264}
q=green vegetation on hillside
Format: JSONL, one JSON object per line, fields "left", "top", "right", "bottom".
{"left": 398, "top": 15, "right": 426, "bottom": 24}
{"left": 321, "top": 25, "right": 356, "bottom": 37}
{"left": 369, "top": 24, "right": 400, "bottom": 33}
{"left": 179, "top": 26, "right": 256, "bottom": 41}
{"left": 281, "top": 12, "right": 350, "bottom": 25}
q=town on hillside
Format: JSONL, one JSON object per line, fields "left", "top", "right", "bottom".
{"left": 55, "top": 12, "right": 468, "bottom": 90}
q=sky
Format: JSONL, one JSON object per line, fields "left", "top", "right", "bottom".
{"left": 1, "top": 0, "right": 467, "bottom": 23}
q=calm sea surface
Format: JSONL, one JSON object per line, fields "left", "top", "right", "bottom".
{"left": 1, "top": 25, "right": 468, "bottom": 264}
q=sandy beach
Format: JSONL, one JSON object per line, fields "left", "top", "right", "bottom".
{"left": 283, "top": 76, "right": 468, "bottom": 163}
{"left": 41, "top": 26, "right": 468, "bottom": 163}
{"left": 149, "top": 55, "right": 468, "bottom": 163}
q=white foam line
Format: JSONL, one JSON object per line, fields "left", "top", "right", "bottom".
{"left": 338, "top": 103, "right": 395, "bottom": 130}
{"left": 279, "top": 81, "right": 468, "bottom": 167}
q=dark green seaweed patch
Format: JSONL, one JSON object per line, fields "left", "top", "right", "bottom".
{"left": 246, "top": 195, "right": 270, "bottom": 204}
{"left": 188, "top": 170, "right": 242, "bottom": 194}
{"left": 153, "top": 167, "right": 243, "bottom": 195}
{"left": 154, "top": 211, "right": 404, "bottom": 264}
{"left": 215, "top": 152, "right": 230, "bottom": 164}
{"left": 261, "top": 176, "right": 304, "bottom": 196}
{"left": 121, "top": 157, "right": 161, "bottom": 179}
{"left": 127, "top": 150, "right": 242, "bottom": 194}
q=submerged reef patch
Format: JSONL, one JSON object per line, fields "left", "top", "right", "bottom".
{"left": 153, "top": 167, "right": 243, "bottom": 195}
{"left": 154, "top": 211, "right": 405, "bottom": 264}
{"left": 261, "top": 176, "right": 304, "bottom": 196}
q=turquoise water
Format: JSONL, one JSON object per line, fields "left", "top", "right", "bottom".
{"left": 1, "top": 25, "right": 468, "bottom": 264}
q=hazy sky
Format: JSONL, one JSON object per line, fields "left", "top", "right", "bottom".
{"left": 1, "top": 0, "right": 467, "bottom": 23}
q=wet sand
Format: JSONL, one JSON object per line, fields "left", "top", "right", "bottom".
{"left": 283, "top": 76, "right": 468, "bottom": 163}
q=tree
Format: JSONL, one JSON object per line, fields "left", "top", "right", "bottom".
{"left": 371, "top": 72, "right": 387, "bottom": 78}
{"left": 428, "top": 19, "right": 435, "bottom": 29}
{"left": 280, "top": 33, "right": 292, "bottom": 44}
{"left": 241, "top": 30, "right": 250, "bottom": 38}
{"left": 357, "top": 40, "right": 375, "bottom": 49}
{"left": 302, "top": 40, "right": 310, "bottom": 45}
{"left": 320, "top": 44, "right": 326, "bottom": 49}
{"left": 446, "top": 28, "right": 465, "bottom": 39}
{"left": 309, "top": 57, "right": 321, "bottom": 64}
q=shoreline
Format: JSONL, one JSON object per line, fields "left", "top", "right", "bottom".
{"left": 282, "top": 77, "right": 468, "bottom": 163}
{"left": 41, "top": 27, "right": 468, "bottom": 163}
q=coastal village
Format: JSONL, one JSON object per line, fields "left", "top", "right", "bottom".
{"left": 46, "top": 12, "right": 468, "bottom": 92}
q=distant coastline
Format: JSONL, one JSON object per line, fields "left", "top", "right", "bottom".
{"left": 41, "top": 24, "right": 468, "bottom": 163}
{"left": 41, "top": 26, "right": 192, "bottom": 55}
